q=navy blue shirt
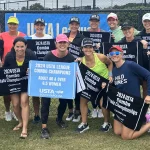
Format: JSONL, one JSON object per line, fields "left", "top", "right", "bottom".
{"left": 113, "top": 60, "right": 150, "bottom": 97}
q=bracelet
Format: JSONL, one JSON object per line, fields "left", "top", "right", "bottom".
{"left": 108, "top": 71, "right": 112, "bottom": 77}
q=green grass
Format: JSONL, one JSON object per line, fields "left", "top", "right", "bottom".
{"left": 0, "top": 97, "right": 150, "bottom": 150}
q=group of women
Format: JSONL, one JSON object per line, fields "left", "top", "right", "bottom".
{"left": 1, "top": 12, "right": 150, "bottom": 140}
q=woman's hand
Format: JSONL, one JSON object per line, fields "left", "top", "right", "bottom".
{"left": 109, "top": 76, "right": 113, "bottom": 83}
{"left": 75, "top": 57, "right": 82, "bottom": 62}
{"left": 101, "top": 82, "right": 107, "bottom": 89}
{"left": 141, "top": 40, "right": 148, "bottom": 49}
{"left": 144, "top": 95, "right": 150, "bottom": 104}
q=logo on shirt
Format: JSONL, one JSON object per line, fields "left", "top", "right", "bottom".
{"left": 114, "top": 74, "right": 127, "bottom": 85}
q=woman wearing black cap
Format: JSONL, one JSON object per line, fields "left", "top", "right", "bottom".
{"left": 64, "top": 17, "right": 85, "bottom": 123}
{"left": 3, "top": 37, "right": 37, "bottom": 138}
{"left": 118, "top": 20, "right": 148, "bottom": 99}
{"left": 76, "top": 38, "right": 113, "bottom": 133}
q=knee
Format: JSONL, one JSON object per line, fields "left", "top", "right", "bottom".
{"left": 121, "top": 134, "right": 132, "bottom": 140}
{"left": 21, "top": 101, "right": 29, "bottom": 108}
{"left": 13, "top": 103, "right": 19, "bottom": 109}
{"left": 114, "top": 129, "right": 121, "bottom": 136}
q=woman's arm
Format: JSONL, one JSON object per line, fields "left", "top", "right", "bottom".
{"left": 97, "top": 53, "right": 113, "bottom": 83}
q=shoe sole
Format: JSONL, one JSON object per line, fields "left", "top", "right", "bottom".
{"left": 79, "top": 126, "right": 90, "bottom": 133}
{"left": 72, "top": 120, "right": 80, "bottom": 122}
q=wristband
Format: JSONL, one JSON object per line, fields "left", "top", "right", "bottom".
{"left": 108, "top": 71, "right": 112, "bottom": 77}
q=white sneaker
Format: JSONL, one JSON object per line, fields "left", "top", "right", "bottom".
{"left": 97, "top": 109, "right": 104, "bottom": 118}
{"left": 12, "top": 112, "right": 18, "bottom": 121}
{"left": 66, "top": 113, "right": 74, "bottom": 121}
{"left": 72, "top": 114, "right": 80, "bottom": 122}
{"left": 5, "top": 111, "right": 12, "bottom": 121}
{"left": 91, "top": 109, "right": 97, "bottom": 118}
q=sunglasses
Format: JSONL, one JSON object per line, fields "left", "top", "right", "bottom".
{"left": 109, "top": 51, "right": 121, "bottom": 56}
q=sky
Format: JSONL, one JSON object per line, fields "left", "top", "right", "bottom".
{"left": 0, "top": 0, "right": 150, "bottom": 10}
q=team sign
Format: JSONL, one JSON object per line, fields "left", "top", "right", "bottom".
{"left": 28, "top": 60, "right": 77, "bottom": 99}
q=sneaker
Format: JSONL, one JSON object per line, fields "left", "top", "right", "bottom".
{"left": 97, "top": 109, "right": 104, "bottom": 118}
{"left": 41, "top": 128, "right": 50, "bottom": 139}
{"left": 76, "top": 122, "right": 89, "bottom": 133}
{"left": 91, "top": 109, "right": 97, "bottom": 118}
{"left": 66, "top": 113, "right": 74, "bottom": 121}
{"left": 33, "top": 115, "right": 41, "bottom": 124}
{"left": 56, "top": 119, "right": 68, "bottom": 128}
{"left": 12, "top": 112, "right": 18, "bottom": 121}
{"left": 72, "top": 114, "right": 80, "bottom": 122}
{"left": 100, "top": 122, "right": 112, "bottom": 132}
{"left": 5, "top": 111, "right": 12, "bottom": 121}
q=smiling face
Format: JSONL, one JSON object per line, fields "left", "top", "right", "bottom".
{"left": 143, "top": 20, "right": 150, "bottom": 31}
{"left": 8, "top": 23, "right": 18, "bottom": 32}
{"left": 82, "top": 45, "right": 94, "bottom": 56}
{"left": 89, "top": 20, "right": 99, "bottom": 30}
{"left": 56, "top": 41, "right": 69, "bottom": 52}
{"left": 110, "top": 49, "right": 123, "bottom": 63}
{"left": 34, "top": 22, "right": 45, "bottom": 34}
{"left": 122, "top": 27, "right": 134, "bottom": 38}
{"left": 69, "top": 22, "right": 79, "bottom": 33}
{"left": 107, "top": 17, "right": 118, "bottom": 30}
{"left": 14, "top": 41, "right": 26, "bottom": 57}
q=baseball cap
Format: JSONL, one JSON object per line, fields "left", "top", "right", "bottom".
{"left": 107, "top": 13, "right": 118, "bottom": 20}
{"left": 81, "top": 38, "right": 94, "bottom": 47}
{"left": 56, "top": 34, "right": 69, "bottom": 43}
{"left": 89, "top": 14, "right": 100, "bottom": 21}
{"left": 34, "top": 18, "right": 45, "bottom": 25}
{"left": 142, "top": 13, "right": 150, "bottom": 21}
{"left": 7, "top": 16, "right": 19, "bottom": 24}
{"left": 121, "top": 21, "right": 133, "bottom": 30}
{"left": 69, "top": 17, "right": 80, "bottom": 24}
{"left": 109, "top": 45, "right": 123, "bottom": 52}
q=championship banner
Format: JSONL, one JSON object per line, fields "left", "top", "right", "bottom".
{"left": 78, "top": 62, "right": 109, "bottom": 101}
{"left": 100, "top": 42, "right": 143, "bottom": 65}
{"left": 137, "top": 34, "right": 150, "bottom": 70}
{"left": 28, "top": 60, "right": 77, "bottom": 99}
{"left": 81, "top": 31, "right": 111, "bottom": 43}
{"left": 68, "top": 43, "right": 83, "bottom": 58}
{"left": 0, "top": 66, "right": 28, "bottom": 95}
{"left": 81, "top": 31, "right": 112, "bottom": 53}
{"left": 27, "top": 39, "right": 56, "bottom": 60}
{"left": 5, "top": 13, "right": 109, "bottom": 37}
{"left": 103, "top": 85, "right": 148, "bottom": 131}
{"left": 0, "top": 39, "right": 4, "bottom": 59}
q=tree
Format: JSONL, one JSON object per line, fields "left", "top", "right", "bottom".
{"left": 29, "top": 3, "right": 44, "bottom": 10}
{"left": 21, "top": 6, "right": 27, "bottom": 10}
{"left": 62, "top": 5, "right": 71, "bottom": 10}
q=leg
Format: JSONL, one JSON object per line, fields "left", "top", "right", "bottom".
{"left": 56, "top": 99, "right": 68, "bottom": 128}
{"left": 142, "top": 80, "right": 147, "bottom": 99}
{"left": 80, "top": 97, "right": 88, "bottom": 124}
{"left": 72, "top": 93, "right": 81, "bottom": 122}
{"left": 20, "top": 92, "right": 29, "bottom": 135}
{"left": 3, "top": 95, "right": 12, "bottom": 121}
{"left": 57, "top": 99, "right": 67, "bottom": 121}
{"left": 41, "top": 97, "right": 51, "bottom": 139}
{"left": 41, "top": 97, "right": 51, "bottom": 129}
{"left": 121, "top": 122, "right": 150, "bottom": 140}
{"left": 32, "top": 96, "right": 40, "bottom": 116}
{"left": 76, "top": 96, "right": 89, "bottom": 133}
{"left": 32, "top": 97, "right": 41, "bottom": 123}
{"left": 3, "top": 95, "right": 11, "bottom": 112}
{"left": 113, "top": 119, "right": 123, "bottom": 136}
{"left": 66, "top": 100, "right": 74, "bottom": 121}
{"left": 11, "top": 94, "right": 22, "bottom": 130}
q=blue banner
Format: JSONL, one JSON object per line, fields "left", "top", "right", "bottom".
{"left": 28, "top": 60, "right": 77, "bottom": 99}
{"left": 5, "top": 13, "right": 109, "bottom": 38}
